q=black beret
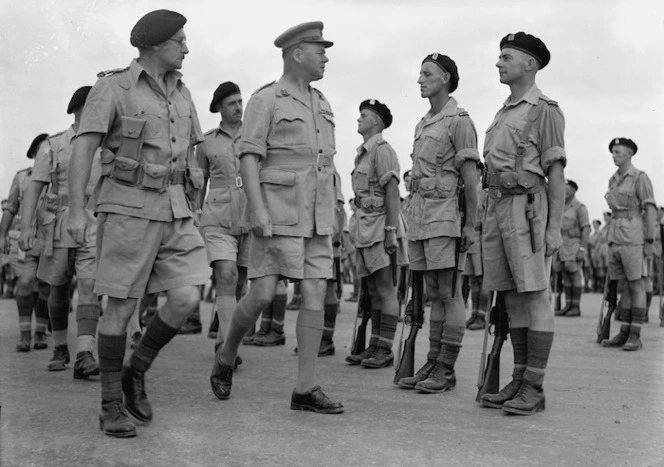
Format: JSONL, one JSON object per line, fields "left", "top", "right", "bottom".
{"left": 130, "top": 10, "right": 187, "bottom": 48}
{"left": 274, "top": 21, "right": 333, "bottom": 49}
{"left": 566, "top": 179, "right": 578, "bottom": 191}
{"left": 422, "top": 54, "right": 459, "bottom": 93}
{"left": 500, "top": 32, "right": 550, "bottom": 69}
{"left": 26, "top": 133, "right": 49, "bottom": 159}
{"left": 360, "top": 99, "right": 392, "bottom": 129}
{"left": 209, "top": 82, "right": 241, "bottom": 113}
{"left": 67, "top": 86, "right": 92, "bottom": 114}
{"left": 609, "top": 137, "right": 638, "bottom": 155}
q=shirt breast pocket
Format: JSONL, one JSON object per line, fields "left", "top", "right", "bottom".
{"left": 273, "top": 110, "right": 307, "bottom": 146}
{"left": 134, "top": 104, "right": 164, "bottom": 140}
{"left": 175, "top": 102, "right": 192, "bottom": 139}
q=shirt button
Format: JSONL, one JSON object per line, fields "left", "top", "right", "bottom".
{"left": 168, "top": 101, "right": 172, "bottom": 105}
{"left": 317, "top": 129, "right": 320, "bottom": 133}
{"left": 171, "top": 137, "right": 176, "bottom": 142}
{"left": 172, "top": 157, "right": 177, "bottom": 162}
{"left": 170, "top": 117, "right": 175, "bottom": 123}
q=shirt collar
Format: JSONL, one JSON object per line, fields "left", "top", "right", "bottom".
{"left": 65, "top": 125, "right": 77, "bottom": 143}
{"left": 357, "top": 133, "right": 384, "bottom": 154}
{"left": 611, "top": 165, "right": 639, "bottom": 183}
{"left": 216, "top": 122, "right": 242, "bottom": 139}
{"left": 276, "top": 76, "right": 311, "bottom": 107}
{"left": 423, "top": 96, "right": 459, "bottom": 124}
{"left": 502, "top": 83, "right": 541, "bottom": 108}
{"left": 129, "top": 58, "right": 183, "bottom": 88}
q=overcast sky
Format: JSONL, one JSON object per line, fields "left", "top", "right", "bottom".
{"left": 1, "top": 0, "right": 662, "bottom": 221}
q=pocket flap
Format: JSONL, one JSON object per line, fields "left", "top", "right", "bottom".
{"left": 100, "top": 149, "right": 116, "bottom": 164}
{"left": 419, "top": 178, "right": 437, "bottom": 191}
{"left": 260, "top": 169, "right": 296, "bottom": 187}
{"left": 187, "top": 167, "right": 205, "bottom": 189}
{"left": 499, "top": 171, "right": 518, "bottom": 189}
{"left": 37, "top": 209, "right": 57, "bottom": 225}
{"left": 361, "top": 196, "right": 384, "bottom": 209}
{"left": 143, "top": 163, "right": 169, "bottom": 178}
{"left": 517, "top": 171, "right": 539, "bottom": 189}
{"left": 115, "top": 157, "right": 140, "bottom": 171}
{"left": 121, "top": 116, "right": 146, "bottom": 139}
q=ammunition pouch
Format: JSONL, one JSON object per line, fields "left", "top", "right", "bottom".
{"left": 483, "top": 170, "right": 544, "bottom": 195}
{"left": 357, "top": 196, "right": 385, "bottom": 213}
{"left": 411, "top": 174, "right": 458, "bottom": 199}
{"left": 611, "top": 209, "right": 640, "bottom": 220}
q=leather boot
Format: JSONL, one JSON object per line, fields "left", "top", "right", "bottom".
{"left": 601, "top": 324, "right": 630, "bottom": 347}
{"left": 414, "top": 363, "right": 456, "bottom": 394}
{"left": 122, "top": 366, "right": 153, "bottom": 422}
{"left": 252, "top": 329, "right": 285, "bottom": 346}
{"left": 73, "top": 351, "right": 100, "bottom": 379}
{"left": 397, "top": 359, "right": 436, "bottom": 389}
{"left": 622, "top": 325, "right": 642, "bottom": 351}
{"left": 345, "top": 345, "right": 376, "bottom": 365}
{"left": 33, "top": 331, "right": 48, "bottom": 350}
{"left": 210, "top": 360, "right": 233, "bottom": 400}
{"left": 16, "top": 335, "right": 31, "bottom": 352}
{"left": 502, "top": 381, "right": 545, "bottom": 415}
{"left": 318, "top": 339, "right": 335, "bottom": 357}
{"left": 465, "top": 311, "right": 477, "bottom": 329}
{"left": 99, "top": 400, "right": 137, "bottom": 438}
{"left": 361, "top": 347, "right": 394, "bottom": 369}
{"left": 286, "top": 295, "right": 301, "bottom": 310}
{"left": 47, "top": 345, "right": 70, "bottom": 371}
{"left": 468, "top": 314, "right": 486, "bottom": 330}
{"left": 480, "top": 379, "right": 522, "bottom": 408}
{"left": 291, "top": 386, "right": 344, "bottom": 414}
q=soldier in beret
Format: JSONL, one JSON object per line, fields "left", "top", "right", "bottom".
{"left": 195, "top": 81, "right": 249, "bottom": 359}
{"left": 210, "top": 21, "right": 343, "bottom": 414}
{"left": 600, "top": 138, "right": 657, "bottom": 350}
{"left": 397, "top": 54, "right": 479, "bottom": 394}
{"left": 552, "top": 179, "right": 590, "bottom": 317}
{"left": 67, "top": 9, "right": 208, "bottom": 437}
{"left": 20, "top": 87, "right": 103, "bottom": 379}
{"left": 0, "top": 133, "right": 51, "bottom": 352}
{"left": 479, "top": 32, "right": 566, "bottom": 415}
{"left": 345, "top": 99, "right": 408, "bottom": 369}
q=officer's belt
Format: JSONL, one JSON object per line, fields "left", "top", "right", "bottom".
{"left": 262, "top": 149, "right": 333, "bottom": 168}
{"left": 611, "top": 209, "right": 640, "bottom": 220}
{"left": 483, "top": 170, "right": 544, "bottom": 195}
{"left": 410, "top": 177, "right": 458, "bottom": 199}
{"left": 210, "top": 177, "right": 242, "bottom": 189}
{"left": 169, "top": 169, "right": 186, "bottom": 185}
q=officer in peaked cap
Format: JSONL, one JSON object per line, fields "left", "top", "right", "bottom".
{"left": 67, "top": 9, "right": 208, "bottom": 437}
{"left": 210, "top": 21, "right": 343, "bottom": 415}
{"left": 479, "top": 32, "right": 565, "bottom": 415}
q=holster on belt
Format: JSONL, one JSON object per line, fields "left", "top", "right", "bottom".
{"left": 36, "top": 208, "right": 56, "bottom": 257}
{"left": 112, "top": 117, "right": 146, "bottom": 186}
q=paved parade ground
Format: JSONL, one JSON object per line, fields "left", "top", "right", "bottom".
{"left": 1, "top": 287, "right": 663, "bottom": 466}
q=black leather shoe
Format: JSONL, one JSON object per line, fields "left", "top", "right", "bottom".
{"left": 318, "top": 340, "right": 335, "bottom": 357}
{"left": 480, "top": 379, "right": 522, "bottom": 408}
{"left": 502, "top": 381, "right": 545, "bottom": 415}
{"left": 361, "top": 348, "right": 394, "bottom": 369}
{"left": 16, "top": 338, "right": 31, "bottom": 352}
{"left": 345, "top": 345, "right": 376, "bottom": 365}
{"left": 47, "top": 345, "right": 70, "bottom": 371}
{"left": 398, "top": 360, "right": 437, "bottom": 389}
{"left": 122, "top": 366, "right": 153, "bottom": 422}
{"left": 73, "top": 351, "right": 100, "bottom": 379}
{"left": 291, "top": 386, "right": 344, "bottom": 414}
{"left": 33, "top": 332, "right": 48, "bottom": 350}
{"left": 414, "top": 363, "right": 456, "bottom": 393}
{"left": 99, "top": 399, "right": 137, "bottom": 438}
{"left": 210, "top": 360, "right": 233, "bottom": 400}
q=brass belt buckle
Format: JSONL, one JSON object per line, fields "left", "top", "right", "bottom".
{"left": 236, "top": 176, "right": 243, "bottom": 188}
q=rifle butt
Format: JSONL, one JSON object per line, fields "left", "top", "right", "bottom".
{"left": 393, "top": 334, "right": 416, "bottom": 385}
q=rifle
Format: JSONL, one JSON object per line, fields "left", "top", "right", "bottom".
{"left": 393, "top": 270, "right": 424, "bottom": 384}
{"left": 390, "top": 251, "right": 397, "bottom": 287}
{"left": 526, "top": 193, "right": 537, "bottom": 253}
{"left": 476, "top": 292, "right": 507, "bottom": 402}
{"left": 350, "top": 278, "right": 372, "bottom": 355}
{"left": 452, "top": 184, "right": 466, "bottom": 298}
{"left": 596, "top": 279, "right": 618, "bottom": 343}
{"left": 554, "top": 270, "right": 563, "bottom": 313}
{"left": 659, "top": 223, "right": 664, "bottom": 323}
{"left": 333, "top": 256, "right": 342, "bottom": 299}
{"left": 394, "top": 267, "right": 411, "bottom": 375}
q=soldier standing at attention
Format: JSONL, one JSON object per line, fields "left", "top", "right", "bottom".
{"left": 20, "top": 87, "right": 102, "bottom": 377}
{"left": 0, "top": 133, "right": 51, "bottom": 352}
{"left": 67, "top": 10, "right": 209, "bottom": 437}
{"left": 397, "top": 54, "right": 479, "bottom": 393}
{"left": 347, "top": 99, "right": 408, "bottom": 369}
{"left": 209, "top": 21, "right": 343, "bottom": 414}
{"left": 197, "top": 82, "right": 248, "bottom": 360}
{"left": 553, "top": 180, "right": 589, "bottom": 317}
{"left": 600, "top": 138, "right": 656, "bottom": 350}
{"left": 479, "top": 33, "right": 566, "bottom": 415}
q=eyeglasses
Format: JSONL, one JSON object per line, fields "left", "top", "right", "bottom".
{"left": 167, "top": 38, "right": 187, "bottom": 47}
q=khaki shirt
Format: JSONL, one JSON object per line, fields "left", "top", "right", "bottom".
{"left": 406, "top": 97, "right": 479, "bottom": 241}
{"left": 5, "top": 167, "right": 32, "bottom": 223}
{"left": 32, "top": 127, "right": 101, "bottom": 249}
{"left": 351, "top": 133, "right": 404, "bottom": 248}
{"left": 484, "top": 84, "right": 566, "bottom": 177}
{"left": 605, "top": 165, "right": 655, "bottom": 245}
{"left": 238, "top": 77, "right": 336, "bottom": 237}
{"left": 78, "top": 59, "right": 204, "bottom": 222}
{"left": 197, "top": 124, "right": 246, "bottom": 235}
{"left": 559, "top": 196, "right": 590, "bottom": 261}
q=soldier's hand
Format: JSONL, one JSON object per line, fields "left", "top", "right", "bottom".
{"left": 545, "top": 227, "right": 563, "bottom": 257}
{"left": 249, "top": 207, "right": 272, "bottom": 237}
{"left": 576, "top": 248, "right": 586, "bottom": 261}
{"left": 66, "top": 208, "right": 88, "bottom": 245}
{"left": 18, "top": 231, "right": 33, "bottom": 251}
{"left": 460, "top": 225, "right": 475, "bottom": 252}
{"left": 644, "top": 242, "right": 655, "bottom": 258}
{"left": 384, "top": 231, "right": 397, "bottom": 254}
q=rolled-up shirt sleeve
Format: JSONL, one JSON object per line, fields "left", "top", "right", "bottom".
{"left": 31, "top": 141, "right": 52, "bottom": 184}
{"left": 635, "top": 172, "right": 656, "bottom": 209}
{"left": 451, "top": 115, "right": 479, "bottom": 171}
{"left": 4, "top": 173, "right": 21, "bottom": 215}
{"left": 77, "top": 79, "right": 116, "bottom": 137}
{"left": 539, "top": 104, "right": 566, "bottom": 174}
{"left": 237, "top": 94, "right": 271, "bottom": 161}
{"left": 376, "top": 144, "right": 400, "bottom": 187}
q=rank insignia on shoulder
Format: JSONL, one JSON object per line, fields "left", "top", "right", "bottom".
{"left": 540, "top": 97, "right": 558, "bottom": 106}
{"left": 253, "top": 81, "right": 276, "bottom": 95}
{"left": 458, "top": 111, "right": 469, "bottom": 117}
{"left": 97, "top": 67, "right": 129, "bottom": 78}
{"left": 320, "top": 108, "right": 334, "bottom": 118}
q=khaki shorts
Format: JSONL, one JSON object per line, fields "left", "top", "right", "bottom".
{"left": 408, "top": 236, "right": 466, "bottom": 272}
{"left": 552, "top": 255, "right": 582, "bottom": 273}
{"left": 203, "top": 228, "right": 249, "bottom": 267}
{"left": 463, "top": 252, "right": 482, "bottom": 277}
{"left": 356, "top": 237, "right": 409, "bottom": 278}
{"left": 482, "top": 188, "right": 550, "bottom": 293}
{"left": 94, "top": 213, "right": 208, "bottom": 298}
{"left": 10, "top": 251, "right": 40, "bottom": 280}
{"left": 247, "top": 234, "right": 332, "bottom": 280}
{"left": 37, "top": 245, "right": 97, "bottom": 286}
{"left": 608, "top": 244, "right": 647, "bottom": 282}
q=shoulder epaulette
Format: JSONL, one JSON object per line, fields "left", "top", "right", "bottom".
{"left": 312, "top": 87, "right": 326, "bottom": 100}
{"left": 203, "top": 128, "right": 217, "bottom": 136}
{"left": 458, "top": 110, "right": 470, "bottom": 117}
{"left": 97, "top": 67, "right": 129, "bottom": 78}
{"left": 48, "top": 129, "right": 67, "bottom": 140}
{"left": 539, "top": 96, "right": 558, "bottom": 107}
{"left": 17, "top": 166, "right": 31, "bottom": 173}
{"left": 252, "top": 81, "right": 276, "bottom": 96}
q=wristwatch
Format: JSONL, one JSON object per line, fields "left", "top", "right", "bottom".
{"left": 384, "top": 225, "right": 397, "bottom": 232}
{"left": 645, "top": 238, "right": 654, "bottom": 244}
